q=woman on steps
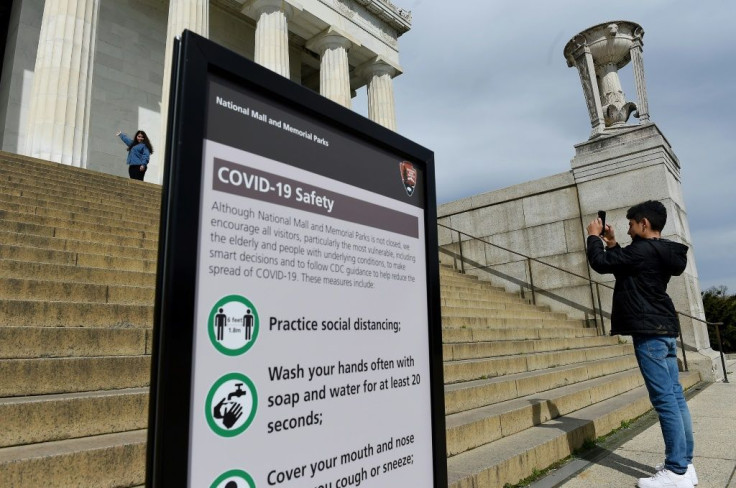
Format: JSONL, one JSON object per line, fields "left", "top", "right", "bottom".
{"left": 116, "top": 130, "right": 153, "bottom": 181}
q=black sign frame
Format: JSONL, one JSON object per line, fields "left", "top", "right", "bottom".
{"left": 147, "top": 30, "right": 446, "bottom": 487}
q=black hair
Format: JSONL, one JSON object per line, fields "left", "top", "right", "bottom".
{"left": 626, "top": 200, "right": 667, "bottom": 231}
{"left": 127, "top": 130, "right": 154, "bottom": 154}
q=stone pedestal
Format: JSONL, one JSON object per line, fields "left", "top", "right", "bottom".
{"left": 572, "top": 124, "right": 721, "bottom": 380}
{"left": 25, "top": 0, "right": 100, "bottom": 167}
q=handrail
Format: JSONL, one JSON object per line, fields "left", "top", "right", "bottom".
{"left": 438, "top": 223, "right": 611, "bottom": 287}
{"left": 676, "top": 312, "right": 729, "bottom": 383}
{"left": 438, "top": 222, "right": 611, "bottom": 333}
{"left": 438, "top": 222, "right": 729, "bottom": 383}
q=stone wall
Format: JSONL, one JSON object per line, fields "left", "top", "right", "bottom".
{"left": 86, "top": 1, "right": 262, "bottom": 179}
{"left": 438, "top": 123, "right": 720, "bottom": 380}
{"left": 86, "top": 0, "right": 168, "bottom": 179}
{"left": 437, "top": 171, "right": 604, "bottom": 328}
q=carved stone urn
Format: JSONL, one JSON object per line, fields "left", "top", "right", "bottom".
{"left": 564, "top": 21, "right": 649, "bottom": 138}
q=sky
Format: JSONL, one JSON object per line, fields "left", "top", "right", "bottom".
{"left": 355, "top": 0, "right": 736, "bottom": 293}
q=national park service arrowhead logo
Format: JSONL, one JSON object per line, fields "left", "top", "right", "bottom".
{"left": 399, "top": 161, "right": 417, "bottom": 196}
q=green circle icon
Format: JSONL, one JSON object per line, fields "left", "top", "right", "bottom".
{"left": 211, "top": 469, "right": 256, "bottom": 488}
{"left": 205, "top": 373, "right": 258, "bottom": 437}
{"left": 209, "top": 295, "right": 260, "bottom": 356}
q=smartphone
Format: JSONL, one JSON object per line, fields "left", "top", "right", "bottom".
{"left": 597, "top": 210, "right": 606, "bottom": 236}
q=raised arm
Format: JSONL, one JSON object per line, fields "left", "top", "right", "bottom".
{"left": 117, "top": 131, "right": 132, "bottom": 146}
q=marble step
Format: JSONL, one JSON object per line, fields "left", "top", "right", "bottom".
{"left": 446, "top": 372, "right": 701, "bottom": 488}
{"left": 0, "top": 327, "right": 151, "bottom": 359}
{"left": 442, "top": 315, "right": 585, "bottom": 329}
{"left": 0, "top": 355, "right": 150, "bottom": 397}
{"left": 0, "top": 210, "right": 158, "bottom": 238}
{"left": 0, "top": 429, "right": 146, "bottom": 488}
{"left": 439, "top": 275, "right": 508, "bottom": 290}
{"left": 0, "top": 259, "right": 156, "bottom": 287}
{"left": 0, "top": 300, "right": 153, "bottom": 327}
{"left": 442, "top": 335, "right": 619, "bottom": 361}
{"left": 0, "top": 244, "right": 157, "bottom": 272}
{"left": 445, "top": 367, "right": 644, "bottom": 456}
{"left": 0, "top": 160, "right": 160, "bottom": 203}
{"left": 0, "top": 176, "right": 160, "bottom": 219}
{"left": 0, "top": 278, "right": 154, "bottom": 304}
{"left": 0, "top": 388, "right": 148, "bottom": 448}
{"left": 0, "top": 191, "right": 159, "bottom": 227}
{"left": 443, "top": 354, "right": 638, "bottom": 414}
{"left": 440, "top": 280, "right": 527, "bottom": 303}
{"left": 0, "top": 196, "right": 159, "bottom": 229}
{"left": 0, "top": 215, "right": 157, "bottom": 247}
{"left": 0, "top": 230, "right": 158, "bottom": 261}
{"left": 443, "top": 343, "right": 633, "bottom": 384}
{"left": 441, "top": 326, "right": 597, "bottom": 344}
{"left": 440, "top": 296, "right": 555, "bottom": 313}
{"left": 0, "top": 183, "right": 160, "bottom": 223}
{"left": 0, "top": 151, "right": 155, "bottom": 188}
{"left": 441, "top": 305, "right": 570, "bottom": 320}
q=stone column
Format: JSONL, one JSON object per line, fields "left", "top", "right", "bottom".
{"left": 630, "top": 27, "right": 650, "bottom": 123}
{"left": 158, "top": 0, "right": 208, "bottom": 184}
{"left": 307, "top": 29, "right": 353, "bottom": 108}
{"left": 363, "top": 59, "right": 397, "bottom": 131}
{"left": 25, "top": 0, "right": 100, "bottom": 166}
{"left": 565, "top": 36, "right": 605, "bottom": 138}
{"left": 251, "top": 0, "right": 293, "bottom": 78}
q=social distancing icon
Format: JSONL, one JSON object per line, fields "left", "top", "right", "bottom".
{"left": 205, "top": 373, "right": 257, "bottom": 437}
{"left": 209, "top": 295, "right": 259, "bottom": 356}
{"left": 210, "top": 469, "right": 255, "bottom": 488}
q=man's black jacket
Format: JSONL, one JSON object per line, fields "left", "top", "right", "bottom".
{"left": 586, "top": 235, "right": 688, "bottom": 337}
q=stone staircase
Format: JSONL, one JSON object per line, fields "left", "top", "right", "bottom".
{"left": 0, "top": 153, "right": 154, "bottom": 487}
{"left": 440, "top": 268, "right": 700, "bottom": 487}
{"left": 0, "top": 152, "right": 700, "bottom": 487}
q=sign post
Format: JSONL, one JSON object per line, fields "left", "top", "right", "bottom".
{"left": 147, "top": 31, "right": 446, "bottom": 488}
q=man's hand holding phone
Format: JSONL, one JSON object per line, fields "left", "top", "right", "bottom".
{"left": 587, "top": 211, "right": 616, "bottom": 248}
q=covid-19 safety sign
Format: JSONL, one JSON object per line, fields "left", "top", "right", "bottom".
{"left": 148, "top": 31, "right": 446, "bottom": 488}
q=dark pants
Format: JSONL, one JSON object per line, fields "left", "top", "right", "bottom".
{"left": 128, "top": 164, "right": 146, "bottom": 181}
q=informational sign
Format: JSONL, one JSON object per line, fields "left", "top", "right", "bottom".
{"left": 147, "top": 31, "right": 445, "bottom": 488}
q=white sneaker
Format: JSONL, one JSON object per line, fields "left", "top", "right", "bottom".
{"left": 655, "top": 462, "right": 698, "bottom": 485}
{"left": 638, "top": 468, "right": 694, "bottom": 488}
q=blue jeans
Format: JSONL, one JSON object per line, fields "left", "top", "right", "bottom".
{"left": 632, "top": 335, "right": 694, "bottom": 474}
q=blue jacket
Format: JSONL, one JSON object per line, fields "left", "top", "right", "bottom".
{"left": 119, "top": 133, "right": 151, "bottom": 166}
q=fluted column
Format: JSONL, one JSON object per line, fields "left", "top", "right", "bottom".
{"left": 566, "top": 36, "right": 605, "bottom": 138}
{"left": 25, "top": 0, "right": 100, "bottom": 166}
{"left": 363, "top": 59, "right": 397, "bottom": 131}
{"left": 251, "top": 0, "right": 293, "bottom": 78}
{"left": 630, "top": 27, "right": 650, "bottom": 123}
{"left": 158, "top": 0, "right": 208, "bottom": 183}
{"left": 307, "top": 30, "right": 353, "bottom": 108}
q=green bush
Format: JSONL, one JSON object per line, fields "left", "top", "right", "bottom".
{"left": 701, "top": 286, "right": 736, "bottom": 353}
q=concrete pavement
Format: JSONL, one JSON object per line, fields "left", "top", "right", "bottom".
{"left": 530, "top": 358, "right": 736, "bottom": 488}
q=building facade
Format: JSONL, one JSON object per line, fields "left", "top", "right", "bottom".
{"left": 0, "top": 0, "right": 411, "bottom": 183}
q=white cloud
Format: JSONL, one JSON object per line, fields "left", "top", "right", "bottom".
{"left": 389, "top": 0, "right": 736, "bottom": 293}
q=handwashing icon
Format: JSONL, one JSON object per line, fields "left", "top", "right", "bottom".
{"left": 213, "top": 384, "right": 248, "bottom": 429}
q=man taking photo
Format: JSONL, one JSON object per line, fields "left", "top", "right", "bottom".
{"left": 586, "top": 200, "right": 696, "bottom": 488}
